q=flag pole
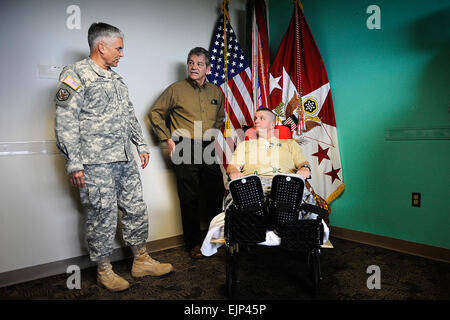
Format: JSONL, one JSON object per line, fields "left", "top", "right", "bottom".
{"left": 222, "top": 0, "right": 231, "bottom": 137}
{"left": 294, "top": 0, "right": 305, "bottom": 135}
{"left": 258, "top": 37, "right": 269, "bottom": 110}
{"left": 251, "top": 1, "right": 259, "bottom": 113}
{"left": 252, "top": 0, "right": 270, "bottom": 112}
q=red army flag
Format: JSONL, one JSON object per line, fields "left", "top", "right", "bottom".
{"left": 269, "top": 1, "right": 344, "bottom": 203}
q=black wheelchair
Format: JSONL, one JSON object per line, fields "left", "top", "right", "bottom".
{"left": 224, "top": 174, "right": 329, "bottom": 297}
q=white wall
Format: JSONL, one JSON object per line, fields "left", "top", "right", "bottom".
{"left": 0, "top": 0, "right": 247, "bottom": 273}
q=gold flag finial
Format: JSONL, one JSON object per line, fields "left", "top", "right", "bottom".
{"left": 222, "top": 0, "right": 231, "bottom": 21}
{"left": 296, "top": 0, "right": 304, "bottom": 13}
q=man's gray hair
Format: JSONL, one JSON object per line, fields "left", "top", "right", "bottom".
{"left": 187, "top": 47, "right": 211, "bottom": 67}
{"left": 88, "top": 22, "right": 124, "bottom": 50}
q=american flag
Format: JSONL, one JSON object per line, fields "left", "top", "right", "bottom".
{"left": 207, "top": 14, "right": 255, "bottom": 164}
{"left": 283, "top": 114, "right": 299, "bottom": 132}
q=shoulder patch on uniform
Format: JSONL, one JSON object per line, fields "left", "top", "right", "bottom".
{"left": 62, "top": 75, "right": 80, "bottom": 90}
{"left": 56, "top": 88, "right": 71, "bottom": 101}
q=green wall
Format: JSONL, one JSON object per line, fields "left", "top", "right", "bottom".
{"left": 268, "top": 0, "right": 450, "bottom": 249}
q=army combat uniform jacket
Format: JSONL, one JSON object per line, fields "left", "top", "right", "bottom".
{"left": 54, "top": 58, "right": 149, "bottom": 174}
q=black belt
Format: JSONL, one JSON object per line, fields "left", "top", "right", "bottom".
{"left": 174, "top": 137, "right": 215, "bottom": 147}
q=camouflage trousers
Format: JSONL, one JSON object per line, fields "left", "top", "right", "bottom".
{"left": 79, "top": 161, "right": 149, "bottom": 261}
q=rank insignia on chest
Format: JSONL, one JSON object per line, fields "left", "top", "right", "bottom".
{"left": 211, "top": 99, "right": 217, "bottom": 105}
{"left": 56, "top": 88, "right": 70, "bottom": 101}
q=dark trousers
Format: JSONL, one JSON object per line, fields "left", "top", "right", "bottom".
{"left": 172, "top": 139, "right": 225, "bottom": 249}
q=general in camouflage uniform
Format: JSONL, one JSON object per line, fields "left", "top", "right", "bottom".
{"left": 54, "top": 22, "right": 172, "bottom": 292}
{"left": 55, "top": 57, "right": 150, "bottom": 261}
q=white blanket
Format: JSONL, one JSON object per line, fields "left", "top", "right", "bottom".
{"left": 200, "top": 212, "right": 330, "bottom": 256}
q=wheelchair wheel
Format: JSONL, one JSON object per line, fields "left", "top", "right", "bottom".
{"left": 308, "top": 249, "right": 321, "bottom": 295}
{"left": 226, "top": 243, "right": 239, "bottom": 297}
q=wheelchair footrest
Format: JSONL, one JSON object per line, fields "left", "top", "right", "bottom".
{"left": 279, "top": 219, "right": 324, "bottom": 251}
{"left": 225, "top": 205, "right": 267, "bottom": 244}
{"left": 269, "top": 174, "right": 305, "bottom": 231}
{"left": 226, "top": 175, "right": 267, "bottom": 244}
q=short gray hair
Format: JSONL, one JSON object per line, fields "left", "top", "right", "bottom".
{"left": 187, "top": 47, "right": 211, "bottom": 67}
{"left": 88, "top": 22, "right": 124, "bottom": 50}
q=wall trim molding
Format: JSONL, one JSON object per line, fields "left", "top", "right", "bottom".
{"left": 330, "top": 226, "right": 450, "bottom": 263}
{"left": 0, "top": 234, "right": 185, "bottom": 289}
{"left": 0, "top": 140, "right": 164, "bottom": 157}
{"left": 0, "top": 140, "right": 58, "bottom": 156}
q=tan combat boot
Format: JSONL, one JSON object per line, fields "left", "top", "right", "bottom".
{"left": 131, "top": 247, "right": 173, "bottom": 278}
{"left": 97, "top": 262, "right": 130, "bottom": 292}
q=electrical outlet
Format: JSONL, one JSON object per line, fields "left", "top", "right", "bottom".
{"left": 412, "top": 192, "right": 421, "bottom": 207}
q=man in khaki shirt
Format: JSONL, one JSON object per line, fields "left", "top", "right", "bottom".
{"left": 149, "top": 47, "right": 225, "bottom": 258}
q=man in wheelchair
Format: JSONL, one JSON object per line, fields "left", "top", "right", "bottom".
{"left": 201, "top": 108, "right": 330, "bottom": 256}
{"left": 227, "top": 107, "right": 312, "bottom": 182}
